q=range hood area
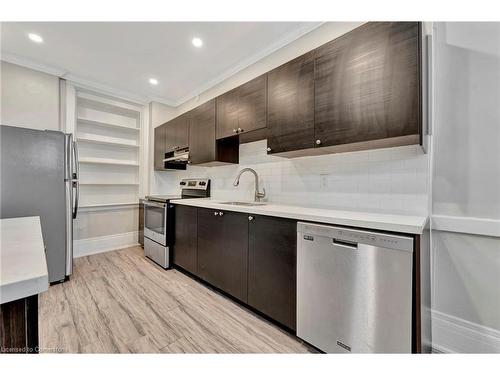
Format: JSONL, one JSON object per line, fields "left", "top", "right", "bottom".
{"left": 162, "top": 147, "right": 189, "bottom": 170}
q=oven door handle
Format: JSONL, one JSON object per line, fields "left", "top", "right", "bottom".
{"left": 144, "top": 201, "right": 166, "bottom": 209}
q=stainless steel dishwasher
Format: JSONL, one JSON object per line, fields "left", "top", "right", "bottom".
{"left": 297, "top": 222, "right": 414, "bottom": 353}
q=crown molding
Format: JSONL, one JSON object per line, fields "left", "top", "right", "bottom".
{"left": 2, "top": 22, "right": 324, "bottom": 109}
{"left": 1, "top": 52, "right": 68, "bottom": 77}
{"left": 1, "top": 52, "right": 154, "bottom": 106}
{"left": 172, "top": 22, "right": 325, "bottom": 107}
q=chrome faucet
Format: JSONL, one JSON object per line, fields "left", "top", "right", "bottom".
{"left": 233, "top": 168, "right": 266, "bottom": 202}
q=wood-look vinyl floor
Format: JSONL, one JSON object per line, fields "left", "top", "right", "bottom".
{"left": 39, "top": 246, "right": 313, "bottom": 353}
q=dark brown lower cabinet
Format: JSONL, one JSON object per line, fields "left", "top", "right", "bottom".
{"left": 173, "top": 205, "right": 198, "bottom": 274}
{"left": 0, "top": 295, "right": 38, "bottom": 354}
{"left": 197, "top": 208, "right": 248, "bottom": 302}
{"left": 248, "top": 215, "right": 297, "bottom": 330}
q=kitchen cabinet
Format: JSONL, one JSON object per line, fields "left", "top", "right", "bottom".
{"left": 165, "top": 113, "right": 189, "bottom": 152}
{"left": 189, "top": 100, "right": 216, "bottom": 165}
{"left": 197, "top": 208, "right": 248, "bottom": 302}
{"left": 173, "top": 205, "right": 198, "bottom": 274}
{"left": 248, "top": 215, "right": 297, "bottom": 330}
{"left": 153, "top": 124, "right": 167, "bottom": 171}
{"left": 238, "top": 75, "right": 267, "bottom": 135}
{"left": 314, "top": 22, "right": 421, "bottom": 148}
{"left": 216, "top": 87, "right": 240, "bottom": 139}
{"left": 267, "top": 52, "right": 315, "bottom": 154}
{"left": 189, "top": 99, "right": 239, "bottom": 166}
{"left": 216, "top": 75, "right": 267, "bottom": 139}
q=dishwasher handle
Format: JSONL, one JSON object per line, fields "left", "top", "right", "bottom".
{"left": 332, "top": 238, "right": 358, "bottom": 250}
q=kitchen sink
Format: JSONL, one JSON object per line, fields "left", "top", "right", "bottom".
{"left": 220, "top": 201, "right": 267, "bottom": 206}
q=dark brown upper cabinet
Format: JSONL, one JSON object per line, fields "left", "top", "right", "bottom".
{"left": 216, "top": 87, "right": 239, "bottom": 139}
{"left": 267, "top": 52, "right": 315, "bottom": 154}
{"left": 188, "top": 100, "right": 216, "bottom": 165}
{"left": 189, "top": 99, "right": 239, "bottom": 166}
{"left": 238, "top": 75, "right": 267, "bottom": 135}
{"left": 216, "top": 75, "right": 267, "bottom": 139}
{"left": 153, "top": 124, "right": 167, "bottom": 171}
{"left": 314, "top": 22, "right": 421, "bottom": 149}
{"left": 165, "top": 113, "right": 189, "bottom": 152}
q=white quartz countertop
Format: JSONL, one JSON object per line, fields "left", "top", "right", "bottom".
{"left": 1, "top": 216, "right": 49, "bottom": 304}
{"left": 171, "top": 198, "right": 428, "bottom": 235}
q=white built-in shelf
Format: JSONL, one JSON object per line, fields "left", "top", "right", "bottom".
{"left": 76, "top": 137, "right": 139, "bottom": 148}
{"left": 77, "top": 91, "right": 142, "bottom": 115}
{"left": 79, "top": 157, "right": 139, "bottom": 167}
{"left": 76, "top": 90, "right": 141, "bottom": 212}
{"left": 79, "top": 202, "right": 139, "bottom": 210}
{"left": 77, "top": 118, "right": 140, "bottom": 132}
{"left": 80, "top": 182, "right": 139, "bottom": 186}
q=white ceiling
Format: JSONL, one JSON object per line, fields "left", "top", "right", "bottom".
{"left": 1, "top": 22, "right": 322, "bottom": 105}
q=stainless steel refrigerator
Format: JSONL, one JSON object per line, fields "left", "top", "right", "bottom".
{"left": 0, "top": 125, "right": 79, "bottom": 283}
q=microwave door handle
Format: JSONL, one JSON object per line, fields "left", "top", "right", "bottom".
{"left": 72, "top": 140, "right": 80, "bottom": 219}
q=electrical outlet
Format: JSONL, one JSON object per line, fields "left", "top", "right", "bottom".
{"left": 320, "top": 174, "right": 329, "bottom": 189}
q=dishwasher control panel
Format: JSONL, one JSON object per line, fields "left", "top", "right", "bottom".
{"left": 298, "top": 223, "right": 414, "bottom": 252}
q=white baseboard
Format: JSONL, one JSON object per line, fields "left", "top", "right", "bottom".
{"left": 432, "top": 310, "right": 500, "bottom": 353}
{"left": 74, "top": 231, "right": 139, "bottom": 258}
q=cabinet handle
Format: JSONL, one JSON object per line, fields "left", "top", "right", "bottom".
{"left": 316, "top": 139, "right": 322, "bottom": 145}
{"left": 266, "top": 147, "right": 271, "bottom": 152}
{"left": 219, "top": 211, "right": 224, "bottom": 216}
{"left": 248, "top": 215, "right": 254, "bottom": 221}
{"left": 214, "top": 211, "right": 219, "bottom": 216}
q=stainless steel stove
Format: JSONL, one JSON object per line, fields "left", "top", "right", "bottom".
{"left": 143, "top": 178, "right": 210, "bottom": 268}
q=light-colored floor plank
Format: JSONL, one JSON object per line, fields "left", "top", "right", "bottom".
{"left": 39, "top": 246, "right": 313, "bottom": 353}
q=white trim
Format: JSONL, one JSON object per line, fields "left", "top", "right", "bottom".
{"left": 74, "top": 231, "right": 139, "bottom": 258}
{"left": 1, "top": 52, "right": 68, "bottom": 77}
{"left": 172, "top": 22, "right": 324, "bottom": 106}
{"left": 1, "top": 23, "right": 324, "bottom": 108}
{"left": 1, "top": 52, "right": 153, "bottom": 105}
{"left": 432, "top": 310, "right": 500, "bottom": 353}
{"left": 432, "top": 215, "right": 500, "bottom": 238}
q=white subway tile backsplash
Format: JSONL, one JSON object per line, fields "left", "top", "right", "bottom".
{"left": 152, "top": 141, "right": 429, "bottom": 216}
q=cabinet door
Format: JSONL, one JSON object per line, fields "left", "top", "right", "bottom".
{"left": 189, "top": 100, "right": 216, "bottom": 164}
{"left": 248, "top": 215, "right": 297, "bottom": 330}
{"left": 153, "top": 124, "right": 166, "bottom": 170}
{"left": 173, "top": 205, "right": 198, "bottom": 274}
{"left": 165, "top": 114, "right": 189, "bottom": 152}
{"left": 267, "top": 52, "right": 315, "bottom": 154}
{"left": 216, "top": 88, "right": 239, "bottom": 139}
{"left": 314, "top": 22, "right": 421, "bottom": 147}
{"left": 197, "top": 208, "right": 248, "bottom": 302}
{"left": 237, "top": 75, "right": 267, "bottom": 135}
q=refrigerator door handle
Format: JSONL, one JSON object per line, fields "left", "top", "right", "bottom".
{"left": 72, "top": 140, "right": 80, "bottom": 219}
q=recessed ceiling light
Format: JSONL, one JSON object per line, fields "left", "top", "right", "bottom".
{"left": 192, "top": 37, "right": 203, "bottom": 48}
{"left": 149, "top": 78, "right": 158, "bottom": 85}
{"left": 28, "top": 33, "right": 43, "bottom": 43}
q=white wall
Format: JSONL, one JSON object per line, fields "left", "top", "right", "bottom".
{"left": 153, "top": 141, "right": 428, "bottom": 216}
{"left": 431, "top": 22, "right": 500, "bottom": 353}
{"left": 0, "top": 61, "right": 60, "bottom": 130}
{"left": 150, "top": 21, "right": 428, "bottom": 217}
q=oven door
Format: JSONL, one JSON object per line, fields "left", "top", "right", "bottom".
{"left": 144, "top": 200, "right": 167, "bottom": 246}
